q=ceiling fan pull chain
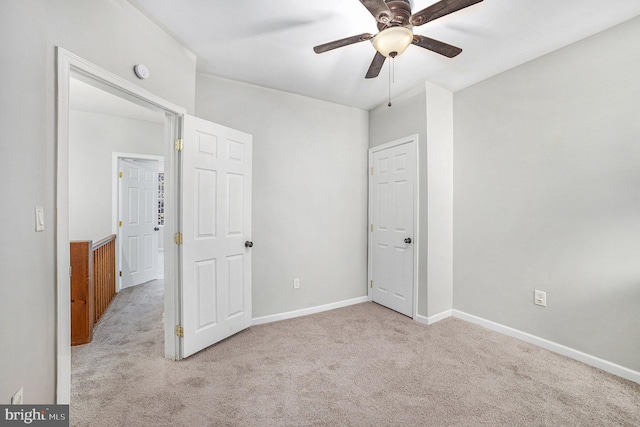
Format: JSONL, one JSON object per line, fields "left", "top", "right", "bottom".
{"left": 388, "top": 57, "right": 393, "bottom": 107}
{"left": 392, "top": 56, "right": 395, "bottom": 84}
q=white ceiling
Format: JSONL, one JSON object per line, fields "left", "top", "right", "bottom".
{"left": 70, "top": 78, "right": 164, "bottom": 123}
{"left": 127, "top": 0, "right": 640, "bottom": 110}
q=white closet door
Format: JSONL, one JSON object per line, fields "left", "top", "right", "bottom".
{"left": 371, "top": 140, "right": 416, "bottom": 317}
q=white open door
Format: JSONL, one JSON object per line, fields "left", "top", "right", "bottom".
{"left": 119, "top": 159, "right": 160, "bottom": 289}
{"left": 180, "top": 114, "right": 252, "bottom": 358}
{"left": 370, "top": 139, "right": 416, "bottom": 317}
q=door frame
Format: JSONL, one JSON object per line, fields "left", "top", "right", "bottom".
{"left": 367, "top": 135, "right": 420, "bottom": 320}
{"left": 56, "top": 47, "right": 185, "bottom": 403}
{"left": 112, "top": 153, "right": 164, "bottom": 291}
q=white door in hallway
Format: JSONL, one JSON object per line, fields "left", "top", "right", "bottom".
{"left": 120, "top": 159, "right": 159, "bottom": 289}
{"left": 370, "top": 139, "right": 416, "bottom": 317}
{"left": 180, "top": 114, "right": 253, "bottom": 358}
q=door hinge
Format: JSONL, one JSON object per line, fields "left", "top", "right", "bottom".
{"left": 174, "top": 232, "right": 183, "bottom": 245}
{"left": 175, "top": 138, "right": 184, "bottom": 151}
{"left": 370, "top": 224, "right": 373, "bottom": 232}
{"left": 119, "top": 171, "right": 123, "bottom": 178}
{"left": 370, "top": 280, "right": 373, "bottom": 289}
{"left": 175, "top": 325, "right": 184, "bottom": 338}
{"left": 119, "top": 221, "right": 122, "bottom": 227}
{"left": 370, "top": 167, "right": 374, "bottom": 176}
{"left": 119, "top": 271, "right": 122, "bottom": 277}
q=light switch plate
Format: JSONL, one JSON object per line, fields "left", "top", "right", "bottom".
{"left": 534, "top": 290, "right": 547, "bottom": 307}
{"left": 11, "top": 387, "right": 23, "bottom": 405}
{"left": 35, "top": 206, "right": 44, "bottom": 232}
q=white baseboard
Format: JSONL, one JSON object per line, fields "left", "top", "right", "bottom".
{"left": 252, "top": 296, "right": 369, "bottom": 326}
{"left": 452, "top": 310, "right": 640, "bottom": 384}
{"left": 416, "top": 309, "right": 452, "bottom": 325}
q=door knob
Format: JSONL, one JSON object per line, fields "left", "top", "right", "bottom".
{"left": 245, "top": 241, "right": 253, "bottom": 248}
{"left": 404, "top": 237, "right": 412, "bottom": 244}
{"left": 154, "top": 227, "right": 160, "bottom": 231}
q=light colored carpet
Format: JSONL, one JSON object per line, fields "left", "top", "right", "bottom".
{"left": 71, "top": 280, "right": 640, "bottom": 426}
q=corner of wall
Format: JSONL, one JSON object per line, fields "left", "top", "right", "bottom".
{"left": 425, "top": 82, "right": 454, "bottom": 317}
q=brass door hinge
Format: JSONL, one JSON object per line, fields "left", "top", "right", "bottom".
{"left": 370, "top": 224, "right": 373, "bottom": 232}
{"left": 119, "top": 171, "right": 123, "bottom": 178}
{"left": 174, "top": 232, "right": 183, "bottom": 245}
{"left": 119, "top": 221, "right": 122, "bottom": 227}
{"left": 370, "top": 280, "right": 373, "bottom": 289}
{"left": 175, "top": 325, "right": 184, "bottom": 338}
{"left": 175, "top": 138, "right": 184, "bottom": 151}
{"left": 370, "top": 167, "right": 374, "bottom": 176}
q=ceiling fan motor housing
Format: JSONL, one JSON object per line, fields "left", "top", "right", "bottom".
{"left": 378, "top": 0, "right": 413, "bottom": 30}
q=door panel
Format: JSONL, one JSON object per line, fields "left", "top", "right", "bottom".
{"left": 181, "top": 114, "right": 252, "bottom": 358}
{"left": 371, "top": 141, "right": 416, "bottom": 317}
{"left": 196, "top": 259, "right": 217, "bottom": 329}
{"left": 227, "top": 254, "right": 244, "bottom": 318}
{"left": 196, "top": 169, "right": 217, "bottom": 237}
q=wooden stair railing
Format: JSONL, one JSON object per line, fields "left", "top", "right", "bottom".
{"left": 70, "top": 234, "right": 117, "bottom": 345}
{"left": 92, "top": 235, "right": 117, "bottom": 324}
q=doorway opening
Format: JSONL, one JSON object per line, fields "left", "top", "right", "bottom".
{"left": 113, "top": 155, "right": 165, "bottom": 291}
{"left": 56, "top": 47, "right": 185, "bottom": 403}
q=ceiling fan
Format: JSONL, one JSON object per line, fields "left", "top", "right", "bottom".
{"left": 313, "top": 0, "right": 483, "bottom": 78}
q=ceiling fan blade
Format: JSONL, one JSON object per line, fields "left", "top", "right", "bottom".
{"left": 313, "top": 33, "right": 374, "bottom": 54}
{"left": 365, "top": 51, "right": 386, "bottom": 79}
{"left": 412, "top": 35, "right": 462, "bottom": 58}
{"left": 410, "top": 0, "right": 483, "bottom": 26}
{"left": 359, "top": 0, "right": 393, "bottom": 25}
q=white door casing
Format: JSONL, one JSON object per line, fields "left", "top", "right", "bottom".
{"left": 369, "top": 137, "right": 418, "bottom": 317}
{"left": 180, "top": 114, "right": 253, "bottom": 358}
{"left": 119, "top": 159, "right": 159, "bottom": 289}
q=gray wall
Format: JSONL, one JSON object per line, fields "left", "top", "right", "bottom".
{"left": 425, "top": 83, "right": 454, "bottom": 317}
{"left": 369, "top": 82, "right": 454, "bottom": 319}
{"left": 70, "top": 111, "right": 164, "bottom": 242}
{"left": 0, "top": 0, "right": 195, "bottom": 403}
{"left": 453, "top": 16, "right": 640, "bottom": 371}
{"left": 195, "top": 74, "right": 369, "bottom": 318}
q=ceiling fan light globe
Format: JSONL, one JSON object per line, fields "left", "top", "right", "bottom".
{"left": 372, "top": 26, "right": 413, "bottom": 58}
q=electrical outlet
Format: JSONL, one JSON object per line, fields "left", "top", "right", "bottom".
{"left": 534, "top": 290, "right": 547, "bottom": 307}
{"left": 293, "top": 278, "right": 300, "bottom": 289}
{"left": 11, "top": 387, "right": 23, "bottom": 405}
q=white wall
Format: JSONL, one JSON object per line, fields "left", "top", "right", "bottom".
{"left": 70, "top": 111, "right": 164, "bottom": 242}
{"left": 369, "top": 82, "right": 454, "bottom": 319}
{"left": 195, "top": 74, "right": 369, "bottom": 318}
{"left": 0, "top": 0, "right": 195, "bottom": 403}
{"left": 453, "top": 16, "right": 640, "bottom": 372}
